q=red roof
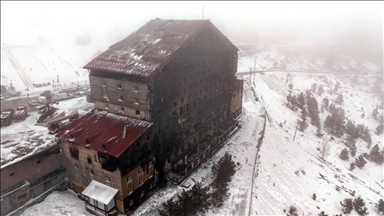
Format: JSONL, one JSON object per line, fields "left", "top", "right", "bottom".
{"left": 83, "top": 18, "right": 210, "bottom": 78}
{"left": 56, "top": 109, "right": 152, "bottom": 158}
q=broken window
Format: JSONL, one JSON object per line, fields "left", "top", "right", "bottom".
{"left": 87, "top": 157, "right": 92, "bottom": 164}
{"left": 104, "top": 103, "right": 109, "bottom": 110}
{"left": 139, "top": 179, "right": 144, "bottom": 186}
{"left": 138, "top": 167, "right": 143, "bottom": 174}
{"left": 118, "top": 95, "right": 123, "bottom": 101}
{"left": 135, "top": 110, "right": 140, "bottom": 116}
{"left": 130, "top": 199, "right": 134, "bottom": 206}
{"left": 140, "top": 190, "right": 145, "bottom": 197}
{"left": 89, "top": 169, "right": 94, "bottom": 176}
{"left": 134, "top": 86, "right": 138, "bottom": 92}
{"left": 127, "top": 176, "right": 132, "bottom": 183}
{"left": 117, "top": 83, "right": 122, "bottom": 89}
{"left": 120, "top": 107, "right": 125, "bottom": 113}
{"left": 134, "top": 98, "right": 139, "bottom": 105}
{"left": 74, "top": 164, "right": 79, "bottom": 170}
{"left": 102, "top": 92, "right": 107, "bottom": 99}
{"left": 69, "top": 147, "right": 79, "bottom": 159}
{"left": 101, "top": 80, "right": 106, "bottom": 87}
{"left": 128, "top": 187, "right": 133, "bottom": 194}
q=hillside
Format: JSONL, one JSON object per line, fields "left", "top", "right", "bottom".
{"left": 9, "top": 42, "right": 384, "bottom": 215}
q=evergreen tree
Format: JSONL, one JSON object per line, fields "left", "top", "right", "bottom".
{"left": 370, "top": 144, "right": 384, "bottom": 165}
{"left": 345, "top": 120, "right": 357, "bottom": 137}
{"left": 350, "top": 142, "right": 357, "bottom": 157}
{"left": 288, "top": 83, "right": 293, "bottom": 93}
{"left": 376, "top": 123, "right": 384, "bottom": 135}
{"left": 287, "top": 205, "right": 299, "bottom": 216}
{"left": 307, "top": 96, "right": 321, "bottom": 127}
{"left": 372, "top": 105, "right": 379, "bottom": 120}
{"left": 322, "top": 97, "right": 329, "bottom": 110}
{"left": 339, "top": 148, "right": 349, "bottom": 161}
{"left": 376, "top": 199, "right": 384, "bottom": 215}
{"left": 311, "top": 83, "right": 317, "bottom": 93}
{"left": 188, "top": 183, "right": 211, "bottom": 214}
{"left": 340, "top": 198, "right": 353, "bottom": 214}
{"left": 297, "top": 92, "right": 305, "bottom": 109}
{"left": 318, "top": 85, "right": 324, "bottom": 96}
{"left": 349, "top": 162, "right": 356, "bottom": 171}
{"left": 316, "top": 127, "right": 324, "bottom": 138}
{"left": 318, "top": 211, "right": 329, "bottom": 216}
{"left": 335, "top": 93, "right": 344, "bottom": 105}
{"left": 353, "top": 197, "right": 369, "bottom": 216}
{"left": 355, "top": 155, "right": 367, "bottom": 169}
{"left": 159, "top": 198, "right": 182, "bottom": 216}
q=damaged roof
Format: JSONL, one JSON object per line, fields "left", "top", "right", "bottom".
{"left": 56, "top": 109, "right": 152, "bottom": 158}
{"left": 83, "top": 18, "right": 210, "bottom": 78}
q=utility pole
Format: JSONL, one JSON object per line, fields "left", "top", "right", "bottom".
{"left": 293, "top": 120, "right": 299, "bottom": 141}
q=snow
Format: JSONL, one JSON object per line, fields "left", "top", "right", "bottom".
{"left": 1, "top": 97, "right": 95, "bottom": 168}
{"left": 18, "top": 43, "right": 383, "bottom": 215}
{"left": 20, "top": 190, "right": 93, "bottom": 216}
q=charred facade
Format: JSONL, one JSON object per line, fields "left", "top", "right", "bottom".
{"left": 57, "top": 18, "right": 243, "bottom": 214}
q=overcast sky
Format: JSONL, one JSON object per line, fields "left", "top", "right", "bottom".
{"left": 1, "top": 1, "right": 383, "bottom": 64}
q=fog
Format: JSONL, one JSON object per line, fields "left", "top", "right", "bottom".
{"left": 1, "top": 1, "right": 383, "bottom": 65}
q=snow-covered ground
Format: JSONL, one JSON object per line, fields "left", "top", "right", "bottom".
{"left": 0, "top": 96, "right": 95, "bottom": 168}
{"left": 14, "top": 43, "right": 383, "bottom": 215}
{"left": 20, "top": 190, "right": 92, "bottom": 216}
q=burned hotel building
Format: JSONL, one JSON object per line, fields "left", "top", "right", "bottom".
{"left": 56, "top": 18, "right": 243, "bottom": 214}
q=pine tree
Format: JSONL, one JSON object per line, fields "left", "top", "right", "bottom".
{"left": 288, "top": 83, "right": 293, "bottom": 93}
{"left": 159, "top": 198, "right": 182, "bottom": 216}
{"left": 322, "top": 97, "right": 329, "bottom": 110}
{"left": 345, "top": 120, "right": 357, "bottom": 137}
{"left": 298, "top": 119, "right": 309, "bottom": 132}
{"left": 311, "top": 83, "right": 317, "bottom": 93}
{"left": 376, "top": 123, "right": 384, "bottom": 135}
{"left": 355, "top": 155, "right": 367, "bottom": 169}
{"left": 318, "top": 211, "right": 329, "bottom": 216}
{"left": 376, "top": 199, "right": 384, "bottom": 214}
{"left": 297, "top": 92, "right": 305, "bottom": 109}
{"left": 318, "top": 85, "right": 324, "bottom": 96}
{"left": 335, "top": 93, "right": 344, "bottom": 105}
{"left": 339, "top": 148, "right": 349, "bottom": 161}
{"left": 349, "top": 162, "right": 356, "bottom": 171}
{"left": 372, "top": 105, "right": 379, "bottom": 120}
{"left": 370, "top": 144, "right": 384, "bottom": 165}
{"left": 350, "top": 142, "right": 357, "bottom": 157}
{"left": 353, "top": 197, "right": 369, "bottom": 216}
{"left": 340, "top": 198, "right": 353, "bottom": 214}
{"left": 287, "top": 205, "right": 299, "bottom": 216}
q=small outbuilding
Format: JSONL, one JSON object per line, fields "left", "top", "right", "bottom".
{"left": 81, "top": 180, "right": 118, "bottom": 216}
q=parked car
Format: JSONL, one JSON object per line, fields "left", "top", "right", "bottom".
{"left": 1, "top": 108, "right": 15, "bottom": 126}
{"left": 14, "top": 106, "right": 28, "bottom": 121}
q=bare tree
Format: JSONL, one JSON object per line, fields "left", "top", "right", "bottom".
{"left": 320, "top": 135, "right": 332, "bottom": 160}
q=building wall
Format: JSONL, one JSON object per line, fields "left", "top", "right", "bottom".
{"left": 89, "top": 74, "right": 151, "bottom": 121}
{"left": 58, "top": 141, "right": 123, "bottom": 198}
{"left": 0, "top": 145, "right": 61, "bottom": 192}
{"left": 230, "top": 79, "right": 243, "bottom": 118}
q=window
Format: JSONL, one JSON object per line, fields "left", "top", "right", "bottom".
{"left": 134, "top": 86, "right": 138, "bottom": 92}
{"left": 181, "top": 98, "right": 184, "bottom": 103}
{"left": 134, "top": 98, "right": 139, "bottom": 105}
{"left": 128, "top": 187, "right": 133, "bottom": 194}
{"left": 138, "top": 167, "right": 143, "bottom": 174}
{"left": 129, "top": 199, "right": 134, "bottom": 206}
{"left": 105, "top": 176, "right": 110, "bottom": 183}
{"left": 139, "top": 179, "right": 144, "bottom": 186}
{"left": 87, "top": 157, "right": 92, "bottom": 164}
{"left": 89, "top": 169, "right": 94, "bottom": 176}
{"left": 127, "top": 175, "right": 132, "bottom": 182}
{"left": 117, "top": 83, "right": 122, "bottom": 89}
{"left": 69, "top": 147, "right": 79, "bottom": 159}
{"left": 150, "top": 182, "right": 155, "bottom": 189}
{"left": 102, "top": 92, "right": 107, "bottom": 99}
{"left": 101, "top": 80, "right": 106, "bottom": 87}
{"left": 105, "top": 103, "right": 109, "bottom": 110}
{"left": 158, "top": 71, "right": 162, "bottom": 79}
{"left": 149, "top": 171, "right": 154, "bottom": 178}
{"left": 140, "top": 190, "right": 145, "bottom": 197}
{"left": 135, "top": 110, "right": 140, "bottom": 116}
{"left": 10, "top": 172, "right": 14, "bottom": 177}
{"left": 174, "top": 101, "right": 177, "bottom": 107}
{"left": 37, "top": 160, "right": 41, "bottom": 164}
{"left": 119, "top": 107, "right": 125, "bottom": 113}
{"left": 118, "top": 95, "right": 123, "bottom": 101}
{"left": 74, "top": 164, "right": 79, "bottom": 170}
{"left": 149, "top": 160, "right": 154, "bottom": 167}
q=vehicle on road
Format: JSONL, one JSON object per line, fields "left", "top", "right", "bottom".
{"left": 14, "top": 105, "right": 28, "bottom": 121}
{"left": 1, "top": 108, "right": 15, "bottom": 126}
